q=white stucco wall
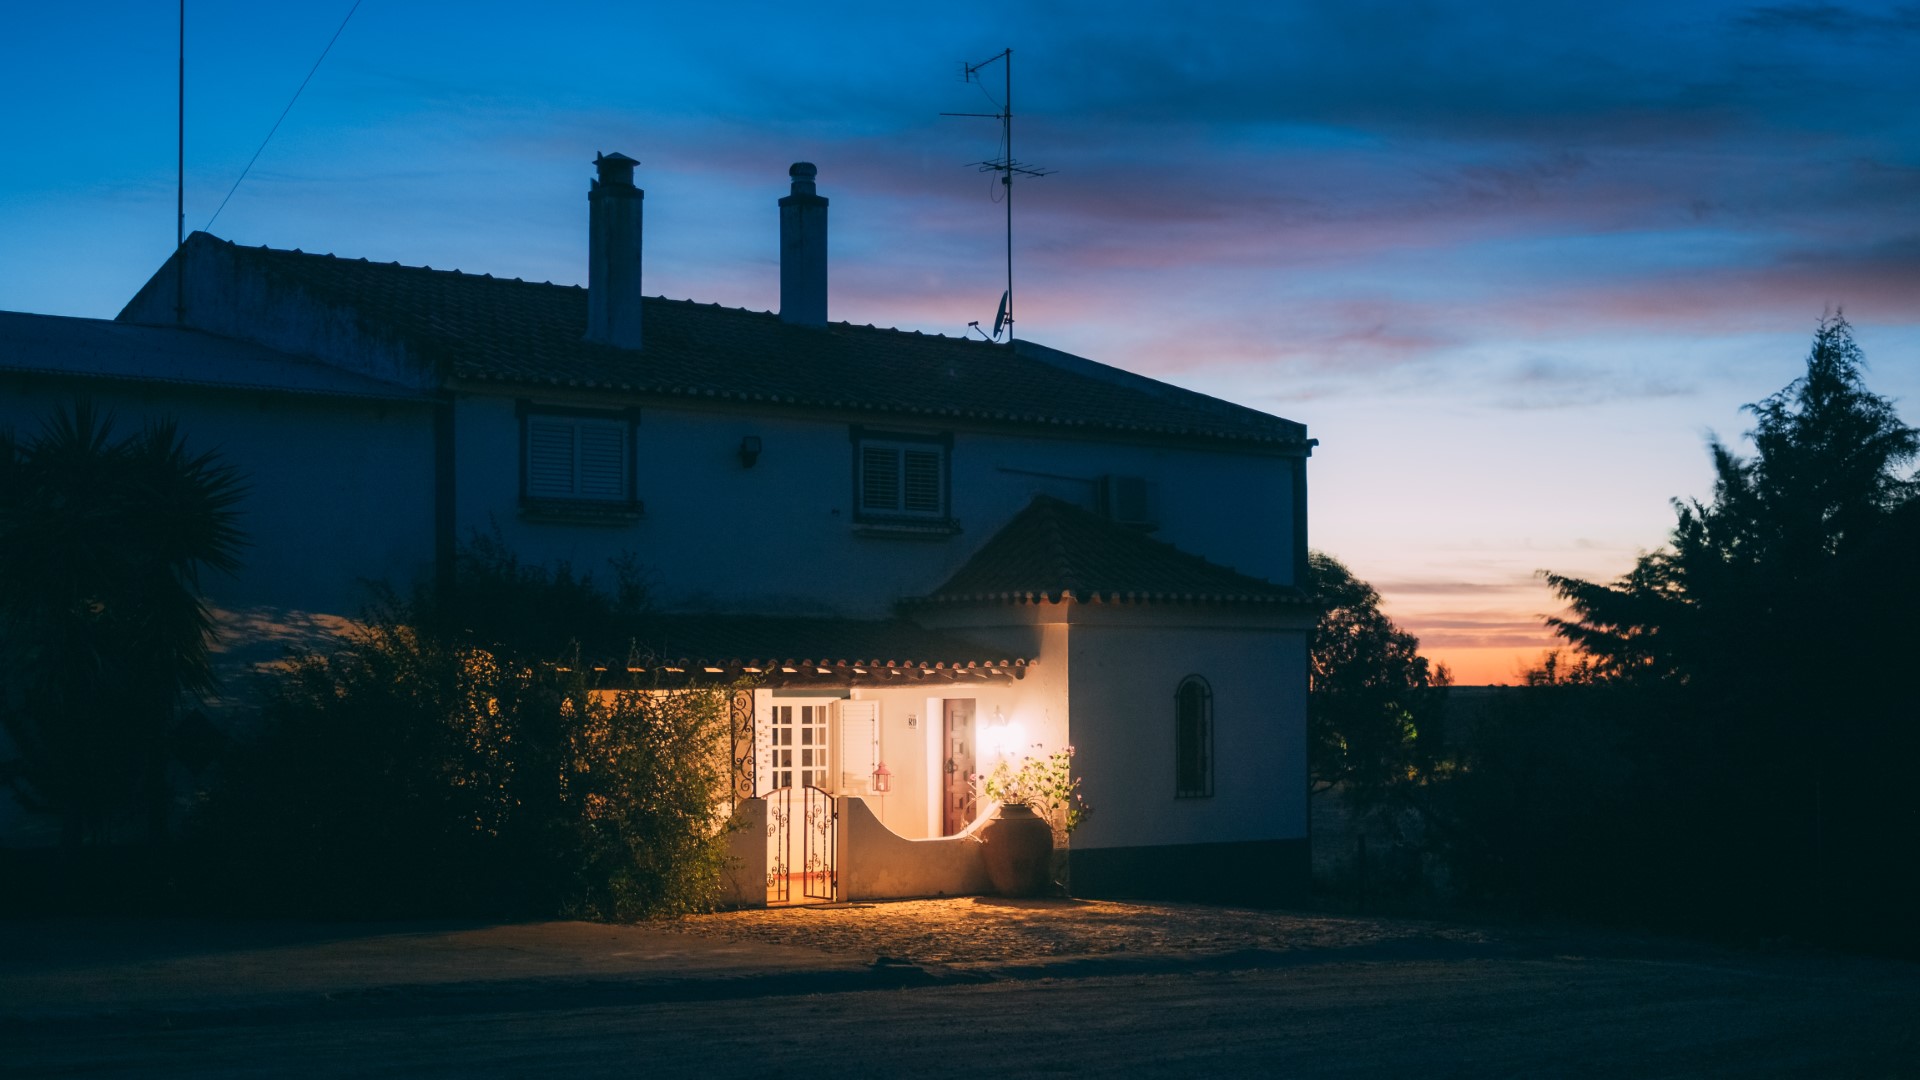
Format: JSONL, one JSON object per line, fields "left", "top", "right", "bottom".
{"left": 1064, "top": 607, "right": 1310, "bottom": 853}
{"left": 0, "top": 378, "right": 437, "bottom": 622}
{"left": 450, "top": 392, "right": 1301, "bottom": 615}
{"left": 916, "top": 603, "right": 1309, "bottom": 855}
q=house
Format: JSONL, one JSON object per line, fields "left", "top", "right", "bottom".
{"left": 0, "top": 154, "right": 1317, "bottom": 903}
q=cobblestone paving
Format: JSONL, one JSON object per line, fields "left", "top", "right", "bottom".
{"left": 663, "top": 897, "right": 1488, "bottom": 966}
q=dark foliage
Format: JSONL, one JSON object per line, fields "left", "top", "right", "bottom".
{"left": 188, "top": 548, "right": 732, "bottom": 921}
{"left": 0, "top": 401, "right": 244, "bottom": 847}
{"left": 1308, "top": 551, "right": 1450, "bottom": 808}
{"left": 1449, "top": 315, "right": 1920, "bottom": 950}
{"left": 427, "top": 526, "right": 648, "bottom": 659}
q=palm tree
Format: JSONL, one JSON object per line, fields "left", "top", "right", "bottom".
{"left": 0, "top": 401, "right": 245, "bottom": 847}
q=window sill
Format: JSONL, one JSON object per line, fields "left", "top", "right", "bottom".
{"left": 852, "top": 517, "right": 961, "bottom": 540}
{"left": 519, "top": 498, "right": 644, "bottom": 525}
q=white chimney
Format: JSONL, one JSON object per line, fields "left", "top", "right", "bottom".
{"left": 779, "top": 162, "right": 828, "bottom": 327}
{"left": 586, "top": 151, "right": 643, "bottom": 349}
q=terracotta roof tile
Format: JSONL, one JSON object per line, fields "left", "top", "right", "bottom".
{"left": 918, "top": 495, "right": 1311, "bottom": 606}
{"left": 200, "top": 236, "right": 1307, "bottom": 447}
{"left": 622, "top": 614, "right": 1026, "bottom": 670}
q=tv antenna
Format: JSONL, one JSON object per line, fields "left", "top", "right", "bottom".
{"left": 942, "top": 48, "right": 1051, "bottom": 342}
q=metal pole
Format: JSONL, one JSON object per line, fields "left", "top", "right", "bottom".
{"left": 1004, "top": 48, "right": 1013, "bottom": 342}
{"left": 175, "top": 0, "right": 185, "bottom": 322}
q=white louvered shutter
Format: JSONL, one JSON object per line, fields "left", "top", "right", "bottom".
{"left": 902, "top": 449, "right": 942, "bottom": 514}
{"left": 526, "top": 419, "right": 577, "bottom": 498}
{"left": 838, "top": 701, "right": 878, "bottom": 794}
{"left": 861, "top": 445, "right": 900, "bottom": 512}
{"left": 526, "top": 415, "right": 628, "bottom": 500}
{"left": 576, "top": 419, "right": 627, "bottom": 500}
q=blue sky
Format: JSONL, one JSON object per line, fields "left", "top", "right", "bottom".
{"left": 5, "top": 1, "right": 1918, "bottom": 681}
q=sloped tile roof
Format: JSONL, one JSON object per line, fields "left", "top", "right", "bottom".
{"left": 0, "top": 311, "right": 427, "bottom": 402}
{"left": 623, "top": 614, "right": 1027, "bottom": 670}
{"left": 919, "top": 495, "right": 1311, "bottom": 606}
{"left": 192, "top": 235, "right": 1307, "bottom": 447}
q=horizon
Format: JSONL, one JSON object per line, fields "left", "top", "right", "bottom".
{"left": 4, "top": 1, "right": 1917, "bottom": 683}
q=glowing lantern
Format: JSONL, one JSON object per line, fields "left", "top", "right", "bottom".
{"left": 872, "top": 761, "right": 893, "bottom": 793}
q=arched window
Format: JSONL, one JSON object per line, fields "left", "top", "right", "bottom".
{"left": 1175, "top": 676, "right": 1213, "bottom": 798}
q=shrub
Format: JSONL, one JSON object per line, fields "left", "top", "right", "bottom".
{"left": 191, "top": 567, "right": 734, "bottom": 921}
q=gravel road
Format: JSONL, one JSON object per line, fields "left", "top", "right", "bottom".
{"left": 5, "top": 902, "right": 1915, "bottom": 1077}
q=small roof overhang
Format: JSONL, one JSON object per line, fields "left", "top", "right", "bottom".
{"left": 577, "top": 614, "right": 1028, "bottom": 688}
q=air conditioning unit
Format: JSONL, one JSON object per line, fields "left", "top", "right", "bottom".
{"left": 1097, "top": 474, "right": 1155, "bottom": 529}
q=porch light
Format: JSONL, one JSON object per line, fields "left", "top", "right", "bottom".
{"left": 872, "top": 761, "right": 892, "bottom": 793}
{"left": 979, "top": 710, "right": 1027, "bottom": 760}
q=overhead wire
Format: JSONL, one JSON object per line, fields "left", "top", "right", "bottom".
{"left": 202, "top": 0, "right": 365, "bottom": 233}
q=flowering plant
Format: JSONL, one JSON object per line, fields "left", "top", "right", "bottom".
{"left": 981, "top": 745, "right": 1091, "bottom": 841}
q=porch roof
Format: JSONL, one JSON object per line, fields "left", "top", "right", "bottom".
{"left": 915, "top": 495, "right": 1313, "bottom": 607}
{"left": 597, "top": 614, "right": 1027, "bottom": 686}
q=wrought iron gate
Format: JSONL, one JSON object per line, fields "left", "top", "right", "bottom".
{"left": 765, "top": 785, "right": 837, "bottom": 905}
{"left": 728, "top": 689, "right": 755, "bottom": 806}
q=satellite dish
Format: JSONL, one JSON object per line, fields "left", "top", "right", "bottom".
{"left": 991, "top": 290, "right": 1010, "bottom": 339}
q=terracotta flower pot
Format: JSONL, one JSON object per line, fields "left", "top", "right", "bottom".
{"left": 979, "top": 802, "right": 1054, "bottom": 897}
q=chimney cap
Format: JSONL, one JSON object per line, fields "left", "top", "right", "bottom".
{"left": 789, "top": 162, "right": 817, "bottom": 179}
{"left": 594, "top": 151, "right": 640, "bottom": 187}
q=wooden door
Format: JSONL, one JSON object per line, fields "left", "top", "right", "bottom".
{"left": 942, "top": 699, "right": 976, "bottom": 835}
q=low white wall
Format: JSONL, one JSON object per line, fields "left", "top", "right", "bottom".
{"left": 717, "top": 798, "right": 768, "bottom": 909}
{"left": 837, "top": 796, "right": 992, "bottom": 901}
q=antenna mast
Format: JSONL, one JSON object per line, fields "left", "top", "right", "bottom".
{"left": 942, "top": 48, "right": 1051, "bottom": 342}
{"left": 176, "top": 0, "right": 186, "bottom": 322}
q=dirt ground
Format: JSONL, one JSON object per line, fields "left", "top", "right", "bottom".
{"left": 663, "top": 895, "right": 1491, "bottom": 965}
{"left": 6, "top": 901, "right": 1917, "bottom": 1077}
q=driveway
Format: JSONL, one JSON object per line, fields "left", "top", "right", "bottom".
{"left": 3, "top": 900, "right": 1914, "bottom": 1076}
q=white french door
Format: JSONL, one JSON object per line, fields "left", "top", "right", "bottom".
{"left": 768, "top": 703, "right": 832, "bottom": 791}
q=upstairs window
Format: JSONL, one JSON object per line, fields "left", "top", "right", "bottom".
{"left": 852, "top": 429, "right": 951, "bottom": 523}
{"left": 520, "top": 405, "right": 640, "bottom": 517}
{"left": 1175, "top": 675, "right": 1214, "bottom": 798}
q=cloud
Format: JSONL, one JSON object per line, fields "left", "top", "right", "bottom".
{"left": 1488, "top": 355, "right": 1697, "bottom": 409}
{"left": 1396, "top": 615, "right": 1560, "bottom": 651}
{"left": 1370, "top": 576, "right": 1545, "bottom": 597}
{"left": 1737, "top": 3, "right": 1920, "bottom": 36}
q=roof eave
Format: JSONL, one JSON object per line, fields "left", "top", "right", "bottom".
{"left": 445, "top": 371, "right": 1313, "bottom": 452}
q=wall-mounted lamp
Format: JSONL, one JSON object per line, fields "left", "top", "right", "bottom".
{"left": 738, "top": 434, "right": 763, "bottom": 468}
{"left": 872, "top": 761, "right": 892, "bottom": 793}
{"left": 981, "top": 707, "right": 1027, "bottom": 761}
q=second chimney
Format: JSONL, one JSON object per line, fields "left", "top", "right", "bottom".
{"left": 779, "top": 162, "right": 828, "bottom": 327}
{"left": 586, "top": 152, "right": 644, "bottom": 349}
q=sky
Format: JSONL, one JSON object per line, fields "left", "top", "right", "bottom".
{"left": 3, "top": 1, "right": 1918, "bottom": 683}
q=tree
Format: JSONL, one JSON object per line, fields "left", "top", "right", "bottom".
{"left": 0, "top": 401, "right": 245, "bottom": 847}
{"left": 1535, "top": 314, "right": 1920, "bottom": 941}
{"left": 1307, "top": 551, "right": 1449, "bottom": 807}
{"left": 1544, "top": 313, "right": 1918, "bottom": 684}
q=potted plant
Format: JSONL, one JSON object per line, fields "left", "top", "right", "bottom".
{"left": 978, "top": 746, "right": 1091, "bottom": 897}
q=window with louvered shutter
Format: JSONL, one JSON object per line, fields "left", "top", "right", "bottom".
{"left": 903, "top": 449, "right": 942, "bottom": 514}
{"left": 576, "top": 421, "right": 626, "bottom": 499}
{"left": 855, "top": 437, "right": 947, "bottom": 520}
{"left": 526, "top": 420, "right": 578, "bottom": 498}
{"left": 861, "top": 446, "right": 900, "bottom": 512}
{"left": 524, "top": 413, "right": 630, "bottom": 502}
